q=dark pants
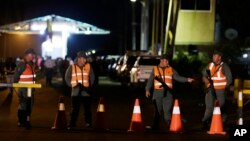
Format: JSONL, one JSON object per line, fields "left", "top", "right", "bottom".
{"left": 45, "top": 68, "right": 54, "bottom": 86}
{"left": 152, "top": 91, "right": 173, "bottom": 127}
{"left": 18, "top": 110, "right": 27, "bottom": 125}
{"left": 202, "top": 89, "right": 227, "bottom": 123}
{"left": 69, "top": 96, "right": 92, "bottom": 126}
{"left": 17, "top": 88, "right": 34, "bottom": 126}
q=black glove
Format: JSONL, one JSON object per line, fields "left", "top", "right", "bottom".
{"left": 74, "top": 83, "right": 82, "bottom": 88}
{"left": 77, "top": 83, "right": 82, "bottom": 87}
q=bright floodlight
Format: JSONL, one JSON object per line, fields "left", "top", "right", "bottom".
{"left": 62, "top": 31, "right": 70, "bottom": 38}
{"left": 130, "top": 0, "right": 137, "bottom": 2}
{"left": 41, "top": 34, "right": 67, "bottom": 59}
{"left": 39, "top": 30, "right": 45, "bottom": 35}
{"left": 243, "top": 53, "right": 248, "bottom": 58}
{"left": 91, "top": 50, "right": 96, "bottom": 54}
{"left": 0, "top": 14, "right": 110, "bottom": 35}
{"left": 31, "top": 22, "right": 77, "bottom": 33}
{"left": 84, "top": 30, "right": 91, "bottom": 35}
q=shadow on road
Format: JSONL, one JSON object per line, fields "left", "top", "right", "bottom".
{"left": 0, "top": 93, "right": 13, "bottom": 115}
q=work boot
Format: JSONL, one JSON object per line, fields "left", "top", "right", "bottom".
{"left": 17, "top": 110, "right": 27, "bottom": 127}
{"left": 201, "top": 121, "right": 210, "bottom": 131}
{"left": 166, "top": 120, "right": 170, "bottom": 127}
{"left": 17, "top": 122, "right": 25, "bottom": 127}
{"left": 25, "top": 121, "right": 32, "bottom": 130}
{"left": 148, "top": 123, "right": 160, "bottom": 131}
{"left": 85, "top": 123, "right": 92, "bottom": 128}
{"left": 67, "top": 123, "right": 76, "bottom": 130}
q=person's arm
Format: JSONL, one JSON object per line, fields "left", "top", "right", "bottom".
{"left": 89, "top": 65, "right": 95, "bottom": 87}
{"left": 173, "top": 69, "right": 191, "bottom": 83}
{"left": 13, "top": 62, "right": 26, "bottom": 83}
{"left": 64, "top": 65, "right": 72, "bottom": 87}
{"left": 145, "top": 69, "right": 154, "bottom": 98}
{"left": 201, "top": 64, "right": 210, "bottom": 86}
{"left": 222, "top": 63, "right": 233, "bottom": 88}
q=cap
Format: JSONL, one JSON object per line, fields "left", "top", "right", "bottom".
{"left": 24, "top": 48, "right": 36, "bottom": 55}
{"left": 213, "top": 50, "right": 223, "bottom": 56}
{"left": 160, "top": 54, "right": 170, "bottom": 60}
{"left": 77, "top": 51, "right": 87, "bottom": 58}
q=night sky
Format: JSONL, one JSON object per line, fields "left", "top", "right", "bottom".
{"left": 0, "top": 0, "right": 133, "bottom": 56}
{"left": 0, "top": 0, "right": 130, "bottom": 30}
{"left": 217, "top": 0, "right": 250, "bottom": 38}
{"left": 1, "top": 0, "right": 250, "bottom": 56}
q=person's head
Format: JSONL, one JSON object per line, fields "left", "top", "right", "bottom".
{"left": 24, "top": 48, "right": 36, "bottom": 63}
{"left": 76, "top": 51, "right": 87, "bottom": 66}
{"left": 159, "top": 54, "right": 170, "bottom": 67}
{"left": 212, "top": 50, "right": 223, "bottom": 65}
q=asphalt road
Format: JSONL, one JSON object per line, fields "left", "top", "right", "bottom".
{"left": 0, "top": 76, "right": 249, "bottom": 141}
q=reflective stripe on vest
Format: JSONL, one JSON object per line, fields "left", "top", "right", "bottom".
{"left": 18, "top": 64, "right": 36, "bottom": 84}
{"left": 71, "top": 63, "right": 90, "bottom": 87}
{"left": 153, "top": 66, "right": 173, "bottom": 89}
{"left": 209, "top": 62, "right": 227, "bottom": 90}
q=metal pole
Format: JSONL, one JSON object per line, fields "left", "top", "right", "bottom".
{"left": 4, "top": 33, "right": 7, "bottom": 58}
{"left": 140, "top": 0, "right": 148, "bottom": 51}
{"left": 0, "top": 83, "right": 42, "bottom": 129}
{"left": 238, "top": 91, "right": 243, "bottom": 125}
{"left": 164, "top": 0, "right": 173, "bottom": 54}
{"left": 151, "top": 0, "right": 156, "bottom": 55}
{"left": 131, "top": 2, "right": 136, "bottom": 51}
{"left": 155, "top": 0, "right": 160, "bottom": 55}
{"left": 160, "top": 0, "right": 165, "bottom": 55}
{"left": 26, "top": 88, "right": 32, "bottom": 129}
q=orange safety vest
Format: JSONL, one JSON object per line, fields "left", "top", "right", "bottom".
{"left": 153, "top": 66, "right": 173, "bottom": 89}
{"left": 18, "top": 64, "right": 36, "bottom": 84}
{"left": 208, "top": 62, "right": 227, "bottom": 90}
{"left": 71, "top": 63, "right": 90, "bottom": 88}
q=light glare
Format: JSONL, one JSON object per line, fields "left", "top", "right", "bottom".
{"left": 243, "top": 53, "right": 248, "bottom": 58}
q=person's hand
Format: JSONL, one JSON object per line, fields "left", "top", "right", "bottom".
{"left": 74, "top": 83, "right": 82, "bottom": 88}
{"left": 146, "top": 91, "right": 151, "bottom": 98}
{"left": 76, "top": 83, "right": 82, "bottom": 87}
{"left": 187, "top": 78, "right": 194, "bottom": 83}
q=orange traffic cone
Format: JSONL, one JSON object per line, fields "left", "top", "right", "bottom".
{"left": 169, "top": 99, "right": 183, "bottom": 133}
{"left": 51, "top": 96, "right": 67, "bottom": 130}
{"left": 128, "top": 98, "right": 144, "bottom": 132}
{"left": 207, "top": 100, "right": 226, "bottom": 135}
{"left": 94, "top": 97, "right": 106, "bottom": 130}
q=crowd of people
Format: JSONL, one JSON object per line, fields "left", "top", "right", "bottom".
{"left": 0, "top": 49, "right": 101, "bottom": 129}
{"left": 0, "top": 54, "right": 71, "bottom": 88}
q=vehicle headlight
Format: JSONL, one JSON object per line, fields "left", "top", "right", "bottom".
{"left": 130, "top": 68, "right": 137, "bottom": 73}
{"left": 121, "top": 65, "right": 127, "bottom": 72}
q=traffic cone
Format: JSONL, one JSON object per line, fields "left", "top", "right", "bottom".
{"left": 128, "top": 98, "right": 144, "bottom": 132}
{"left": 207, "top": 100, "right": 226, "bottom": 135}
{"left": 51, "top": 96, "right": 67, "bottom": 130}
{"left": 169, "top": 99, "right": 183, "bottom": 133}
{"left": 94, "top": 97, "right": 106, "bottom": 130}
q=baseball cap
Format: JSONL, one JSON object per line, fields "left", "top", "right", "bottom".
{"left": 77, "top": 51, "right": 87, "bottom": 58}
{"left": 160, "top": 54, "right": 170, "bottom": 60}
{"left": 213, "top": 50, "right": 223, "bottom": 56}
{"left": 24, "top": 48, "right": 36, "bottom": 55}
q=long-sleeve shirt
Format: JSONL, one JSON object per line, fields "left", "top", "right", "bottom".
{"left": 145, "top": 66, "right": 188, "bottom": 92}
{"left": 202, "top": 62, "right": 232, "bottom": 88}
{"left": 14, "top": 61, "right": 35, "bottom": 83}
